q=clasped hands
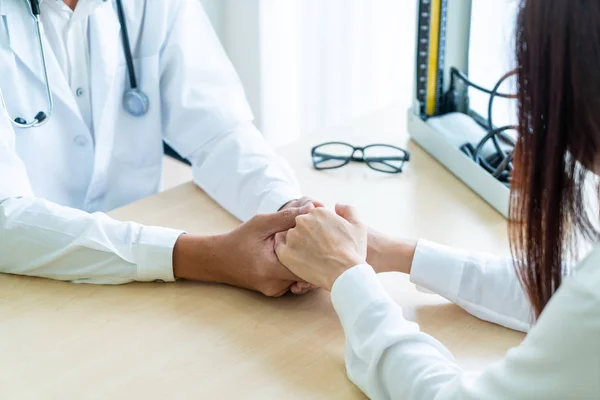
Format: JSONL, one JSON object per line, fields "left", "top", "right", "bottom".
{"left": 229, "top": 197, "right": 369, "bottom": 296}
{"left": 173, "top": 197, "right": 371, "bottom": 297}
{"left": 274, "top": 202, "right": 368, "bottom": 292}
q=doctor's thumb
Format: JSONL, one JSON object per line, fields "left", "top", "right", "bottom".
{"left": 335, "top": 203, "right": 361, "bottom": 224}
{"left": 262, "top": 203, "right": 314, "bottom": 235}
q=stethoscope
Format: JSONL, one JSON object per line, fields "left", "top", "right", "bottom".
{"left": 2, "top": 0, "right": 149, "bottom": 129}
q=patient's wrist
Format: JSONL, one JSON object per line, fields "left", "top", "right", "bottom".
{"left": 323, "top": 252, "right": 365, "bottom": 291}
{"left": 367, "top": 230, "right": 416, "bottom": 275}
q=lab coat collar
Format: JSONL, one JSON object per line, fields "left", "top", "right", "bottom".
{"left": 42, "top": 0, "right": 106, "bottom": 23}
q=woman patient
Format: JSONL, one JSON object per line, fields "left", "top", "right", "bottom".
{"left": 275, "top": 1, "right": 600, "bottom": 398}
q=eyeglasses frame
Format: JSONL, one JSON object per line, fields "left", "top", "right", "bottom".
{"left": 311, "top": 141, "right": 411, "bottom": 174}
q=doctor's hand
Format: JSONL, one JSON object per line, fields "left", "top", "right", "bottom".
{"left": 274, "top": 204, "right": 368, "bottom": 291}
{"left": 280, "top": 196, "right": 325, "bottom": 211}
{"left": 174, "top": 203, "right": 315, "bottom": 297}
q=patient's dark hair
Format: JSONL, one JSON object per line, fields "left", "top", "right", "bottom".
{"left": 511, "top": 0, "right": 600, "bottom": 318}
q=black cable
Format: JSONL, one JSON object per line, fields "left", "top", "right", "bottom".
{"left": 460, "top": 142, "right": 504, "bottom": 176}
{"left": 468, "top": 110, "right": 516, "bottom": 147}
{"left": 493, "top": 151, "right": 514, "bottom": 178}
{"left": 452, "top": 68, "right": 518, "bottom": 185}
{"left": 450, "top": 67, "right": 515, "bottom": 99}
{"left": 460, "top": 124, "right": 517, "bottom": 184}
{"left": 473, "top": 125, "right": 517, "bottom": 165}
{"left": 486, "top": 70, "right": 518, "bottom": 157}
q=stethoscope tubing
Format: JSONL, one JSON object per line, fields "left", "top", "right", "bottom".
{"left": 4, "top": 1, "right": 54, "bottom": 128}
{"left": 3, "top": 0, "right": 147, "bottom": 129}
{"left": 28, "top": 13, "right": 54, "bottom": 128}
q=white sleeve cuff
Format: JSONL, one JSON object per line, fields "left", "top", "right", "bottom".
{"left": 255, "top": 187, "right": 303, "bottom": 215}
{"left": 135, "top": 226, "right": 184, "bottom": 282}
{"left": 409, "top": 239, "right": 468, "bottom": 303}
{"left": 331, "top": 264, "right": 393, "bottom": 329}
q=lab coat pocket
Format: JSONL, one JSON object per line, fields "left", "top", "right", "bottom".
{"left": 105, "top": 162, "right": 162, "bottom": 211}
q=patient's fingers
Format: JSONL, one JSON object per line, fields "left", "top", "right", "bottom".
{"left": 335, "top": 203, "right": 361, "bottom": 224}
{"left": 312, "top": 200, "right": 326, "bottom": 208}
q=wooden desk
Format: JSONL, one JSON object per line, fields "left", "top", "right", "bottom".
{"left": 0, "top": 105, "right": 524, "bottom": 399}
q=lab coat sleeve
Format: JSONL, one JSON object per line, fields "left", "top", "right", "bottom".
{"left": 159, "top": 0, "right": 301, "bottom": 222}
{"left": 331, "top": 263, "right": 600, "bottom": 400}
{"left": 409, "top": 240, "right": 533, "bottom": 332}
{"left": 0, "top": 107, "right": 182, "bottom": 284}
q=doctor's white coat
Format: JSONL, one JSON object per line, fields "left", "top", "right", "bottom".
{"left": 0, "top": 0, "right": 301, "bottom": 283}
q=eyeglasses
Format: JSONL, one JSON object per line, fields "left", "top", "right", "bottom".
{"left": 311, "top": 142, "right": 410, "bottom": 173}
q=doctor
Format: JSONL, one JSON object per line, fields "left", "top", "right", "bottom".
{"left": 0, "top": 0, "right": 316, "bottom": 296}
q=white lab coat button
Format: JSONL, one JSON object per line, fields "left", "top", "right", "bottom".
{"left": 73, "top": 135, "right": 89, "bottom": 147}
{"left": 76, "top": 88, "right": 85, "bottom": 97}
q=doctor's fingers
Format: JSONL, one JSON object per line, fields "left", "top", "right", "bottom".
{"left": 295, "top": 196, "right": 326, "bottom": 209}
{"left": 290, "top": 281, "right": 314, "bottom": 295}
{"left": 257, "top": 203, "right": 315, "bottom": 236}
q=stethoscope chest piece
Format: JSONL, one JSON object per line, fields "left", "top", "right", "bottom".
{"left": 123, "top": 88, "right": 149, "bottom": 117}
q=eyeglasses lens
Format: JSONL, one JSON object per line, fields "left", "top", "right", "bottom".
{"left": 363, "top": 145, "right": 407, "bottom": 173}
{"left": 312, "top": 143, "right": 355, "bottom": 169}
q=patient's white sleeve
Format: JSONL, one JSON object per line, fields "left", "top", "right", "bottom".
{"left": 409, "top": 240, "right": 533, "bottom": 332}
{"left": 331, "top": 262, "right": 600, "bottom": 400}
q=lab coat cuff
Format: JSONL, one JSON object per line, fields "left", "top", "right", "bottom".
{"left": 409, "top": 239, "right": 466, "bottom": 302}
{"left": 136, "top": 226, "right": 185, "bottom": 282}
{"left": 256, "top": 187, "right": 303, "bottom": 215}
{"left": 331, "top": 264, "right": 393, "bottom": 329}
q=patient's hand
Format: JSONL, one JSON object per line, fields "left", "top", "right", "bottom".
{"left": 274, "top": 204, "right": 367, "bottom": 291}
{"left": 280, "top": 196, "right": 325, "bottom": 294}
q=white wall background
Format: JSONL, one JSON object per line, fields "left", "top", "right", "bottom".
{"left": 468, "top": 0, "right": 519, "bottom": 128}
{"left": 199, "top": 0, "right": 517, "bottom": 145}
{"left": 200, "top": 0, "right": 415, "bottom": 146}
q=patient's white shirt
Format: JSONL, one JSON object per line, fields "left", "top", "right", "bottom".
{"left": 331, "top": 240, "right": 600, "bottom": 399}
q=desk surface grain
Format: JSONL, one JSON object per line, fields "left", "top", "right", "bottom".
{"left": 0, "top": 105, "right": 523, "bottom": 399}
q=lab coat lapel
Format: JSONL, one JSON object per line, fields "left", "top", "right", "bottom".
{"left": 4, "top": 0, "right": 83, "bottom": 123}
{"left": 84, "top": 2, "right": 122, "bottom": 197}
{"left": 89, "top": 2, "right": 121, "bottom": 133}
